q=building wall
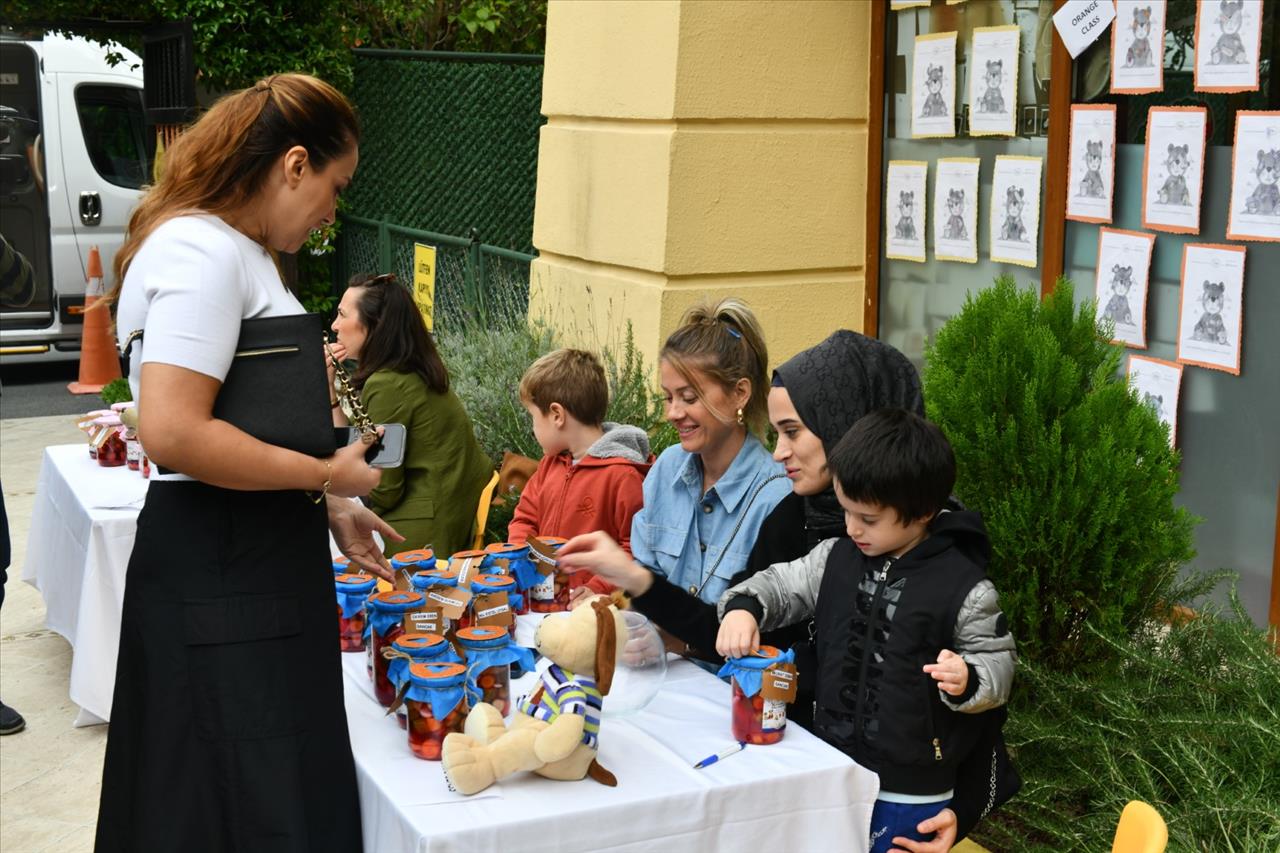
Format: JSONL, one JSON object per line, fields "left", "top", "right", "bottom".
{"left": 529, "top": 0, "right": 873, "bottom": 370}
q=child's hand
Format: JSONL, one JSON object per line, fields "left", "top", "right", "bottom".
{"left": 716, "top": 611, "right": 761, "bottom": 659}
{"left": 923, "top": 649, "right": 969, "bottom": 696}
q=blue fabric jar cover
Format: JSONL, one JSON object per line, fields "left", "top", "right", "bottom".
{"left": 364, "top": 590, "right": 425, "bottom": 641}
{"left": 335, "top": 572, "right": 378, "bottom": 619}
{"left": 469, "top": 574, "right": 524, "bottom": 613}
{"left": 717, "top": 645, "right": 796, "bottom": 698}
{"left": 387, "top": 632, "right": 462, "bottom": 692}
{"left": 484, "top": 542, "right": 539, "bottom": 590}
{"left": 455, "top": 626, "right": 536, "bottom": 704}
{"left": 405, "top": 662, "right": 468, "bottom": 721}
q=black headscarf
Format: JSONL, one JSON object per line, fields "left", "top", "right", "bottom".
{"left": 772, "top": 330, "right": 925, "bottom": 535}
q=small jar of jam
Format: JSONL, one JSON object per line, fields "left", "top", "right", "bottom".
{"left": 483, "top": 543, "right": 533, "bottom": 614}
{"left": 93, "top": 417, "right": 126, "bottom": 467}
{"left": 390, "top": 548, "right": 435, "bottom": 587}
{"left": 718, "top": 645, "right": 795, "bottom": 745}
{"left": 455, "top": 626, "right": 535, "bottom": 717}
{"left": 334, "top": 573, "right": 378, "bottom": 652}
{"left": 460, "top": 574, "right": 520, "bottom": 637}
{"left": 124, "top": 429, "right": 142, "bottom": 471}
{"left": 386, "top": 632, "right": 462, "bottom": 729}
{"left": 403, "top": 662, "right": 468, "bottom": 760}
{"left": 528, "top": 536, "right": 570, "bottom": 612}
{"left": 365, "top": 590, "right": 425, "bottom": 706}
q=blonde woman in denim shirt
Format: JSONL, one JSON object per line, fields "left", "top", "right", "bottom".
{"left": 559, "top": 299, "right": 790, "bottom": 660}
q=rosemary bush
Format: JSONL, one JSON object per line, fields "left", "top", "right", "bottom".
{"left": 924, "top": 277, "right": 1196, "bottom": 671}
{"left": 980, "top": 586, "right": 1280, "bottom": 852}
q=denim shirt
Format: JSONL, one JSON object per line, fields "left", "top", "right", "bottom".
{"left": 630, "top": 435, "right": 791, "bottom": 605}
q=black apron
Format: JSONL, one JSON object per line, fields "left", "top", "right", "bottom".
{"left": 95, "top": 482, "right": 363, "bottom": 853}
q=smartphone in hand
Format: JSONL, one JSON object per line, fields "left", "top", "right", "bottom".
{"left": 336, "top": 424, "right": 407, "bottom": 468}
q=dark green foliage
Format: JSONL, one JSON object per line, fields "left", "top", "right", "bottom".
{"left": 979, "top": 585, "right": 1280, "bottom": 853}
{"left": 923, "top": 278, "right": 1196, "bottom": 671}
{"left": 99, "top": 376, "right": 132, "bottom": 405}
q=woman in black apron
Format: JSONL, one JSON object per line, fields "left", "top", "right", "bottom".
{"left": 96, "top": 74, "right": 399, "bottom": 853}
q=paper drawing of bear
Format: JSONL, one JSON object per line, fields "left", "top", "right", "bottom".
{"left": 1244, "top": 148, "right": 1280, "bottom": 215}
{"left": 1000, "top": 186, "right": 1027, "bottom": 241}
{"left": 1140, "top": 392, "right": 1166, "bottom": 423}
{"left": 1191, "top": 280, "right": 1229, "bottom": 345}
{"left": 1210, "top": 0, "right": 1248, "bottom": 65}
{"left": 894, "top": 191, "right": 918, "bottom": 241}
{"left": 1079, "top": 140, "right": 1106, "bottom": 198}
{"left": 978, "top": 60, "right": 1005, "bottom": 114}
{"left": 943, "top": 188, "right": 968, "bottom": 240}
{"left": 1156, "top": 144, "right": 1191, "bottom": 206}
{"left": 921, "top": 65, "right": 948, "bottom": 117}
{"left": 1125, "top": 6, "right": 1155, "bottom": 67}
{"left": 1102, "top": 265, "right": 1135, "bottom": 326}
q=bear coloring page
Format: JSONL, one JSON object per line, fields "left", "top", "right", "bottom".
{"left": 886, "top": 160, "right": 929, "bottom": 263}
{"left": 1194, "top": 0, "right": 1262, "bottom": 93}
{"left": 989, "top": 155, "right": 1042, "bottom": 268}
{"left": 1127, "top": 355, "right": 1183, "bottom": 448}
{"left": 1095, "top": 227, "right": 1156, "bottom": 349}
{"left": 912, "top": 32, "right": 958, "bottom": 138}
{"left": 1112, "top": 1, "right": 1166, "bottom": 94}
{"left": 1068, "top": 104, "right": 1118, "bottom": 223}
{"left": 1177, "top": 243, "right": 1246, "bottom": 375}
{"left": 1227, "top": 111, "right": 1280, "bottom": 242}
{"left": 1142, "top": 106, "right": 1208, "bottom": 234}
{"left": 933, "top": 158, "right": 980, "bottom": 263}
{"left": 968, "top": 25, "right": 1020, "bottom": 137}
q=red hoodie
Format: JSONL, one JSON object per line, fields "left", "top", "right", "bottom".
{"left": 508, "top": 422, "right": 653, "bottom": 594}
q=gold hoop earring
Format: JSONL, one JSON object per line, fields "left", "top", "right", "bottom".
{"left": 736, "top": 408, "right": 744, "bottom": 426}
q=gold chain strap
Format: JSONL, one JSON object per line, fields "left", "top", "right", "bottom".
{"left": 326, "top": 338, "right": 378, "bottom": 443}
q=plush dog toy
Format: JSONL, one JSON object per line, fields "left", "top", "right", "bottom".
{"left": 441, "top": 596, "right": 627, "bottom": 794}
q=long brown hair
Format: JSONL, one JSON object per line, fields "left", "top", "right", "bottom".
{"left": 108, "top": 73, "right": 359, "bottom": 302}
{"left": 346, "top": 274, "right": 450, "bottom": 395}
{"left": 661, "top": 298, "right": 770, "bottom": 435}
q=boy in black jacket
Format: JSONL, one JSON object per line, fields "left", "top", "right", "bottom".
{"left": 716, "top": 409, "right": 1016, "bottom": 853}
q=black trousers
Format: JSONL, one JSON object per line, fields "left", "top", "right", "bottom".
{"left": 95, "top": 482, "right": 362, "bottom": 853}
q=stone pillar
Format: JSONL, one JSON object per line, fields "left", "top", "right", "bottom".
{"left": 529, "top": 0, "right": 872, "bottom": 368}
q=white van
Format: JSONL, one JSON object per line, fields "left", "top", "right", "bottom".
{"left": 0, "top": 32, "right": 146, "bottom": 362}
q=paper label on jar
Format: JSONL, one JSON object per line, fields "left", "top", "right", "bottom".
{"left": 529, "top": 571, "right": 555, "bottom": 601}
{"left": 762, "top": 698, "right": 787, "bottom": 731}
{"left": 474, "top": 592, "right": 513, "bottom": 628}
{"left": 404, "top": 609, "right": 441, "bottom": 635}
{"left": 453, "top": 555, "right": 484, "bottom": 585}
{"left": 126, "top": 440, "right": 141, "bottom": 464}
{"left": 488, "top": 557, "right": 511, "bottom": 576}
{"left": 428, "top": 588, "right": 471, "bottom": 620}
{"left": 527, "top": 537, "right": 560, "bottom": 570}
{"left": 760, "top": 662, "right": 799, "bottom": 703}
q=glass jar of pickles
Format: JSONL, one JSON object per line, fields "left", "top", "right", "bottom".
{"left": 455, "top": 626, "right": 536, "bottom": 717}
{"left": 409, "top": 567, "right": 461, "bottom": 640}
{"left": 386, "top": 632, "right": 462, "bottom": 729}
{"left": 718, "top": 645, "right": 796, "bottom": 745}
{"left": 527, "top": 536, "right": 570, "bottom": 612}
{"left": 460, "top": 574, "right": 521, "bottom": 637}
{"left": 334, "top": 573, "right": 378, "bottom": 652}
{"left": 365, "top": 590, "right": 425, "bottom": 706}
{"left": 483, "top": 542, "right": 533, "bottom": 614}
{"left": 403, "top": 662, "right": 468, "bottom": 760}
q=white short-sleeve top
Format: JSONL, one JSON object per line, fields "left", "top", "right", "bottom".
{"left": 115, "top": 214, "right": 304, "bottom": 480}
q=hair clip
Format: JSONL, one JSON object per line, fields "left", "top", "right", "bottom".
{"left": 724, "top": 324, "right": 742, "bottom": 339}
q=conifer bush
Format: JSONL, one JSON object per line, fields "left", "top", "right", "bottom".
{"left": 923, "top": 277, "right": 1196, "bottom": 671}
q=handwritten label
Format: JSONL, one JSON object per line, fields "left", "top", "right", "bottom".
{"left": 474, "top": 592, "right": 513, "bottom": 628}
{"left": 1052, "top": 0, "right": 1116, "bottom": 59}
{"left": 760, "top": 662, "right": 799, "bottom": 703}
{"left": 428, "top": 588, "right": 471, "bottom": 620}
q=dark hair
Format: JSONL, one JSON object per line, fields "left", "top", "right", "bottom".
{"left": 519, "top": 348, "right": 609, "bottom": 426}
{"left": 346, "top": 273, "right": 449, "bottom": 394}
{"left": 827, "top": 408, "right": 955, "bottom": 524}
{"left": 660, "top": 297, "right": 770, "bottom": 435}
{"left": 110, "top": 73, "right": 359, "bottom": 301}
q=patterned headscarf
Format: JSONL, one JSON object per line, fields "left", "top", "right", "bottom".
{"left": 773, "top": 330, "right": 925, "bottom": 534}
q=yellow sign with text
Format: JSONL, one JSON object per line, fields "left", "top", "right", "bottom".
{"left": 412, "top": 243, "right": 437, "bottom": 331}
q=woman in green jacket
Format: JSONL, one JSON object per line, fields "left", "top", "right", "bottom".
{"left": 329, "top": 273, "right": 494, "bottom": 557}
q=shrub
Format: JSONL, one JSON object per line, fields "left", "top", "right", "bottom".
{"left": 99, "top": 377, "right": 132, "bottom": 406}
{"left": 979, "top": 583, "right": 1280, "bottom": 852}
{"left": 923, "top": 277, "right": 1196, "bottom": 671}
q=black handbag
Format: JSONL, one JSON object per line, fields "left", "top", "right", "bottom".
{"left": 120, "top": 312, "right": 337, "bottom": 458}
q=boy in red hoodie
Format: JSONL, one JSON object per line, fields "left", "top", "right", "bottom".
{"left": 509, "top": 349, "right": 653, "bottom": 603}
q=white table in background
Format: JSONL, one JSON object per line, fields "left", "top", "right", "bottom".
{"left": 22, "top": 444, "right": 148, "bottom": 726}
{"left": 341, "top": 651, "right": 877, "bottom": 853}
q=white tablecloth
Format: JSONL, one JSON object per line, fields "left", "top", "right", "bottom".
{"left": 341, "top": 652, "right": 877, "bottom": 853}
{"left": 22, "top": 444, "right": 149, "bottom": 726}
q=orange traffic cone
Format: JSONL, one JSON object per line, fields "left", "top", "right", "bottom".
{"left": 67, "top": 246, "right": 122, "bottom": 394}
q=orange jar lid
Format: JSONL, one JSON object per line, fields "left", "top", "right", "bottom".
{"left": 395, "top": 633, "right": 448, "bottom": 653}
{"left": 455, "top": 625, "right": 508, "bottom": 644}
{"left": 484, "top": 542, "right": 527, "bottom": 555}
{"left": 471, "top": 573, "right": 516, "bottom": 592}
{"left": 449, "top": 549, "right": 488, "bottom": 561}
{"left": 367, "top": 590, "right": 425, "bottom": 613}
{"left": 408, "top": 661, "right": 467, "bottom": 686}
{"left": 749, "top": 645, "right": 782, "bottom": 660}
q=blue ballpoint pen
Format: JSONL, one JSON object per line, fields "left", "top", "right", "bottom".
{"left": 693, "top": 742, "right": 746, "bottom": 769}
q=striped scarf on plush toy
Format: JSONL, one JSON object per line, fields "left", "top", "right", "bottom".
{"left": 517, "top": 663, "right": 603, "bottom": 749}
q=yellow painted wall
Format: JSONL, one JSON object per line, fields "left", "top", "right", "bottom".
{"left": 530, "top": 0, "right": 873, "bottom": 372}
